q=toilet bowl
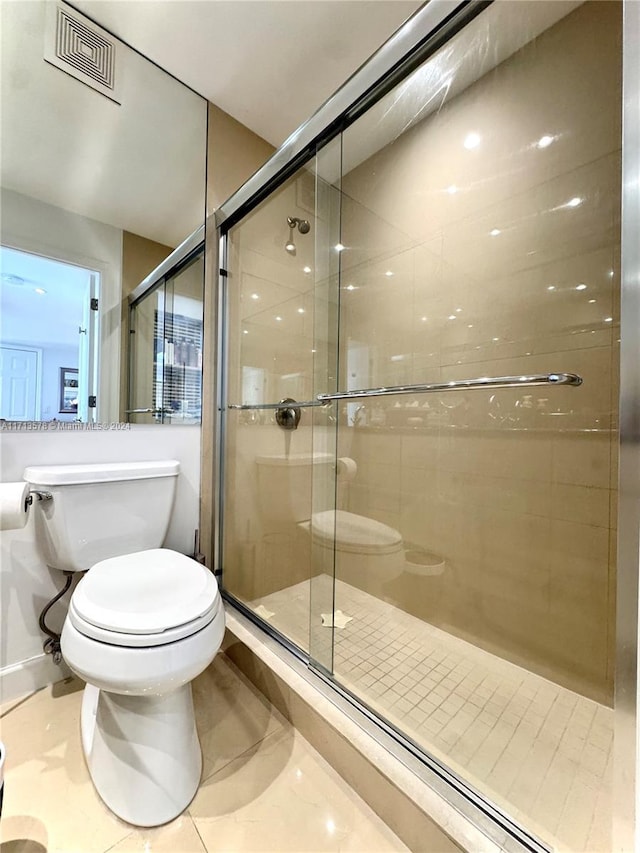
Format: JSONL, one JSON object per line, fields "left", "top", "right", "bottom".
{"left": 61, "top": 548, "right": 224, "bottom": 827}
{"left": 306, "top": 510, "right": 405, "bottom": 584}
{"left": 255, "top": 453, "right": 406, "bottom": 587}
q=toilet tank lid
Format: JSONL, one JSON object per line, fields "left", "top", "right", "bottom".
{"left": 255, "top": 452, "right": 333, "bottom": 467}
{"left": 23, "top": 460, "right": 180, "bottom": 486}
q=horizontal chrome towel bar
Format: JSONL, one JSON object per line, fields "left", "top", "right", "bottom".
{"left": 227, "top": 400, "right": 326, "bottom": 411}
{"left": 316, "top": 373, "right": 583, "bottom": 402}
{"left": 226, "top": 373, "right": 582, "bottom": 410}
{"left": 125, "top": 407, "right": 172, "bottom": 414}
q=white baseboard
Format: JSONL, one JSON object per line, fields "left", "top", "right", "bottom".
{"left": 0, "top": 653, "right": 71, "bottom": 704}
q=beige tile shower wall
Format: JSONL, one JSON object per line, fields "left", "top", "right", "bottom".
{"left": 225, "top": 167, "right": 340, "bottom": 408}
{"left": 222, "top": 417, "right": 338, "bottom": 607}
{"left": 223, "top": 420, "right": 312, "bottom": 602}
{"left": 346, "top": 428, "right": 615, "bottom": 702}
{"left": 337, "top": 2, "right": 621, "bottom": 704}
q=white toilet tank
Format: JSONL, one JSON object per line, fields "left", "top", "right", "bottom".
{"left": 23, "top": 460, "right": 180, "bottom": 572}
{"left": 255, "top": 452, "right": 333, "bottom": 526}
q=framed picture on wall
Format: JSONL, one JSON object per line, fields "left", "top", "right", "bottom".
{"left": 59, "top": 367, "right": 79, "bottom": 413}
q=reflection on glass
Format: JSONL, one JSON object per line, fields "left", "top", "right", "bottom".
{"left": 129, "top": 286, "right": 161, "bottom": 422}
{"left": 58, "top": 368, "right": 79, "bottom": 415}
{"left": 129, "top": 251, "right": 204, "bottom": 425}
{"left": 0, "top": 246, "right": 99, "bottom": 422}
{"left": 0, "top": 0, "right": 206, "bottom": 422}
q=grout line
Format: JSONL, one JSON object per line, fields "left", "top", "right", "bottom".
{"left": 187, "top": 810, "right": 209, "bottom": 852}
{"left": 198, "top": 717, "right": 288, "bottom": 786}
{"left": 100, "top": 828, "right": 135, "bottom": 853}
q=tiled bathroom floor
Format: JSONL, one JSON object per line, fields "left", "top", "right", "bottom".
{"left": 0, "top": 653, "right": 407, "bottom": 853}
{"left": 253, "top": 578, "right": 613, "bottom": 853}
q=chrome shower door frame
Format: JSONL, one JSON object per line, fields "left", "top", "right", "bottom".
{"left": 614, "top": 0, "right": 640, "bottom": 849}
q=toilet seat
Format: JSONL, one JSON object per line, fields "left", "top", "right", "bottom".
{"left": 68, "top": 595, "right": 222, "bottom": 647}
{"left": 70, "top": 548, "right": 220, "bottom": 647}
{"left": 311, "top": 510, "right": 403, "bottom": 556}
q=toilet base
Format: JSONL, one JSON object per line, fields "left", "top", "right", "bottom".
{"left": 81, "top": 682, "right": 202, "bottom": 826}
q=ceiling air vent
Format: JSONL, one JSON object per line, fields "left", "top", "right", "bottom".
{"left": 44, "top": 2, "right": 122, "bottom": 104}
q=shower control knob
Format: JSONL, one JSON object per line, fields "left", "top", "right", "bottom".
{"left": 275, "top": 398, "right": 301, "bottom": 430}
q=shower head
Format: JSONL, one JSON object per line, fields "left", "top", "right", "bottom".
{"left": 287, "top": 216, "right": 310, "bottom": 233}
{"left": 285, "top": 216, "right": 311, "bottom": 256}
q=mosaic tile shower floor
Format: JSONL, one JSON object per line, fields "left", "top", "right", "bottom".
{"left": 253, "top": 577, "right": 613, "bottom": 852}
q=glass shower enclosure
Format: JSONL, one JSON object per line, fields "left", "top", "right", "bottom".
{"left": 214, "top": 2, "right": 635, "bottom": 850}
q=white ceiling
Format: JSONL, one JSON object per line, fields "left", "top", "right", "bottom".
{"left": 0, "top": 0, "right": 421, "bottom": 251}
{"left": 71, "top": 0, "right": 423, "bottom": 147}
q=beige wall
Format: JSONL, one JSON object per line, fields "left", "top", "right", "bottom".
{"left": 207, "top": 104, "right": 275, "bottom": 214}
{"left": 121, "top": 231, "right": 173, "bottom": 299}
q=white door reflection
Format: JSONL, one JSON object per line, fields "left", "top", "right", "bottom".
{"left": 0, "top": 345, "right": 40, "bottom": 420}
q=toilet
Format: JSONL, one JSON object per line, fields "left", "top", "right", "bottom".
{"left": 255, "top": 453, "right": 405, "bottom": 585}
{"left": 24, "top": 461, "right": 225, "bottom": 827}
{"left": 308, "top": 509, "right": 405, "bottom": 585}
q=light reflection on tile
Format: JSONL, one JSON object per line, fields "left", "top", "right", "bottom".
{"left": 191, "top": 727, "right": 407, "bottom": 853}
{"left": 0, "top": 656, "right": 406, "bottom": 853}
{"left": 0, "top": 678, "right": 131, "bottom": 853}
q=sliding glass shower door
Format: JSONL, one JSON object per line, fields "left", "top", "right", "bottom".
{"left": 222, "top": 151, "right": 341, "bottom": 662}
{"left": 220, "top": 2, "right": 623, "bottom": 850}
{"left": 329, "top": 4, "right": 619, "bottom": 849}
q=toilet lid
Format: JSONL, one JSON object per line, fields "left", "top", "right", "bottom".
{"left": 311, "top": 510, "right": 402, "bottom": 554}
{"left": 72, "top": 548, "right": 219, "bottom": 635}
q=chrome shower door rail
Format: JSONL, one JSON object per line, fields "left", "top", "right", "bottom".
{"left": 317, "top": 372, "right": 583, "bottom": 402}
{"left": 227, "top": 400, "right": 326, "bottom": 411}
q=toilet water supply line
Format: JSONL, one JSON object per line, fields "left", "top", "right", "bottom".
{"left": 39, "top": 571, "right": 73, "bottom": 665}
{"left": 27, "top": 488, "right": 72, "bottom": 665}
